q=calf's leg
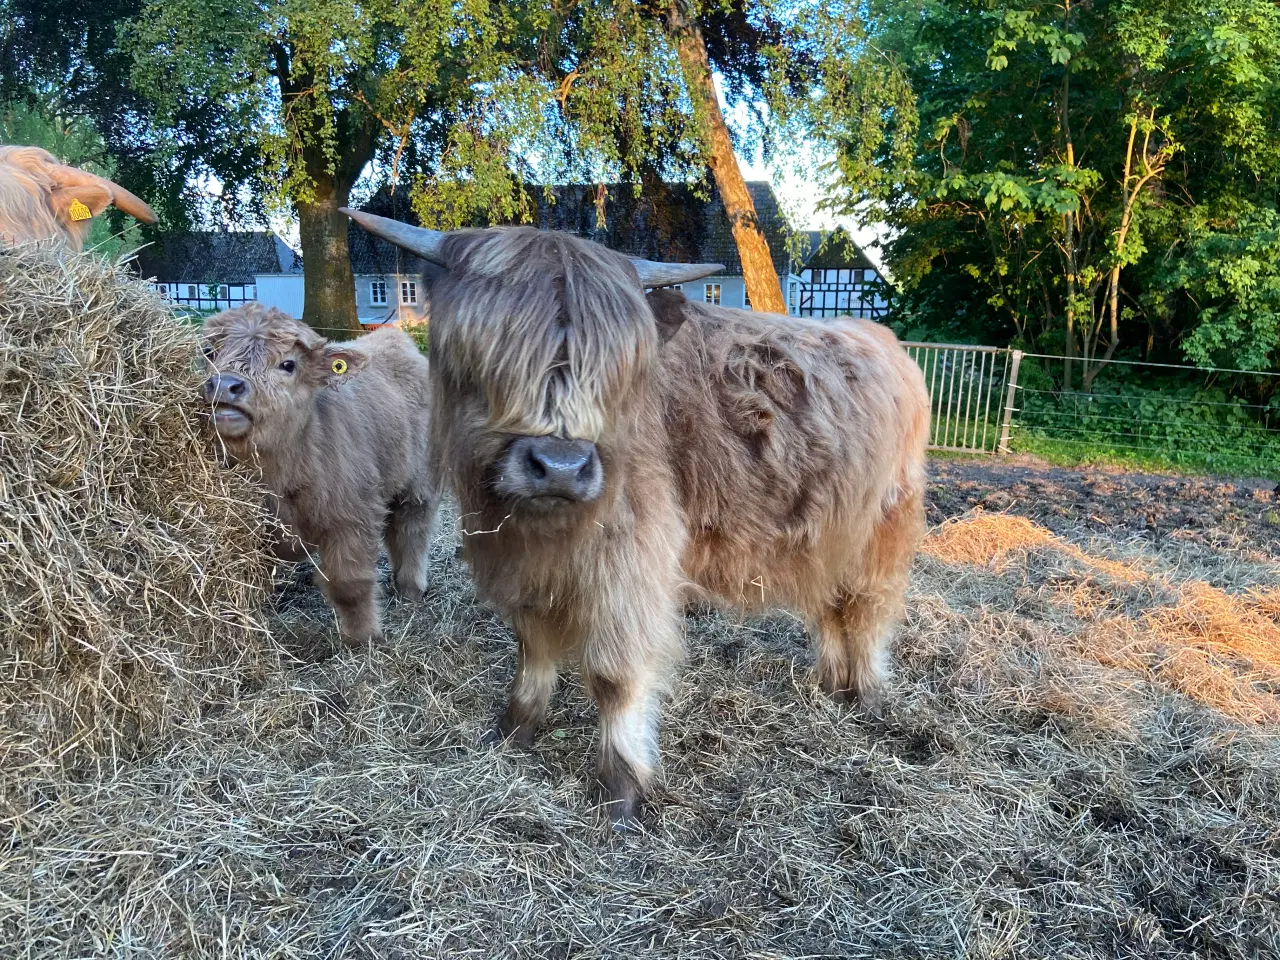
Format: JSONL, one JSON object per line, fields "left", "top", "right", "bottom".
{"left": 386, "top": 492, "right": 440, "bottom": 598}
{"left": 581, "top": 598, "right": 682, "bottom": 831}
{"left": 318, "top": 533, "right": 383, "bottom": 646}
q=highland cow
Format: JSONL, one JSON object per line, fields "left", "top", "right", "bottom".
{"left": 201, "top": 304, "right": 438, "bottom": 645}
{"left": 346, "top": 209, "right": 930, "bottom": 828}
{"left": 0, "top": 145, "right": 157, "bottom": 249}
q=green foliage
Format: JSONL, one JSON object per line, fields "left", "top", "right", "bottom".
{"left": 806, "top": 0, "right": 1280, "bottom": 373}
{"left": 1160, "top": 209, "right": 1280, "bottom": 371}
{"left": 1013, "top": 358, "right": 1280, "bottom": 478}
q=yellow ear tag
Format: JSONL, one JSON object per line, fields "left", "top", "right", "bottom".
{"left": 68, "top": 199, "right": 93, "bottom": 222}
{"left": 331, "top": 358, "right": 348, "bottom": 375}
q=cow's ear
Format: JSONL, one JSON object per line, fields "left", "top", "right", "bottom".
{"left": 646, "top": 288, "right": 689, "bottom": 346}
{"left": 311, "top": 344, "right": 368, "bottom": 386}
{"left": 50, "top": 183, "right": 113, "bottom": 228}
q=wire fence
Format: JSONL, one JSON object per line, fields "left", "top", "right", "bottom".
{"left": 903, "top": 343, "right": 1280, "bottom": 479}
{"left": 1009, "top": 353, "right": 1280, "bottom": 479}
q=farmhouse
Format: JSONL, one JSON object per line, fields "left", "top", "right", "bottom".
{"left": 136, "top": 194, "right": 441, "bottom": 327}
{"left": 517, "top": 181, "right": 889, "bottom": 319}
{"left": 133, "top": 184, "right": 885, "bottom": 323}
{"left": 135, "top": 230, "right": 302, "bottom": 313}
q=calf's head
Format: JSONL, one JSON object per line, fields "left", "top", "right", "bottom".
{"left": 0, "top": 145, "right": 157, "bottom": 249}
{"left": 200, "top": 304, "right": 365, "bottom": 458}
{"left": 342, "top": 210, "right": 721, "bottom": 514}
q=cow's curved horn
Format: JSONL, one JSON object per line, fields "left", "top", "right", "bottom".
{"left": 93, "top": 174, "right": 158, "bottom": 224}
{"left": 629, "top": 258, "right": 724, "bottom": 288}
{"left": 341, "top": 208, "right": 447, "bottom": 265}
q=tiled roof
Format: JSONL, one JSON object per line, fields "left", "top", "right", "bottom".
{"left": 521, "top": 181, "right": 796, "bottom": 276}
{"left": 133, "top": 231, "right": 301, "bottom": 284}
{"left": 798, "top": 227, "right": 878, "bottom": 272}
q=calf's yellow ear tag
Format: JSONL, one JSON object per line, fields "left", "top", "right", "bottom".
{"left": 331, "top": 358, "right": 348, "bottom": 375}
{"left": 68, "top": 199, "right": 93, "bottom": 221}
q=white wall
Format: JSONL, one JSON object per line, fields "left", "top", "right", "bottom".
{"left": 254, "top": 274, "right": 305, "bottom": 318}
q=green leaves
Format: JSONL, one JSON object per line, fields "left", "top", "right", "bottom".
{"left": 809, "top": 0, "right": 1280, "bottom": 371}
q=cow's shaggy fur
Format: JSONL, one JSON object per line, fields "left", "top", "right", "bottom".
{"left": 201, "top": 304, "right": 438, "bottom": 645}
{"left": 423, "top": 227, "right": 929, "bottom": 826}
{"left": 0, "top": 145, "right": 155, "bottom": 249}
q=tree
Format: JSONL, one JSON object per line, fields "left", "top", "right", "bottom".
{"left": 0, "top": 0, "right": 216, "bottom": 228}
{"left": 126, "top": 0, "right": 536, "bottom": 336}
{"left": 664, "top": 1, "right": 786, "bottom": 313}
{"left": 808, "top": 0, "right": 1280, "bottom": 375}
{"left": 407, "top": 0, "right": 816, "bottom": 314}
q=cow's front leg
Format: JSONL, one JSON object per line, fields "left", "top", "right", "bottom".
{"left": 491, "top": 611, "right": 570, "bottom": 746}
{"left": 582, "top": 604, "right": 682, "bottom": 831}
{"left": 318, "top": 535, "right": 382, "bottom": 646}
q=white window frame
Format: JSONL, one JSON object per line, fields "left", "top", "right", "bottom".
{"left": 704, "top": 282, "right": 721, "bottom": 306}
{"left": 400, "top": 280, "right": 417, "bottom": 305}
{"left": 369, "top": 280, "right": 387, "bottom": 305}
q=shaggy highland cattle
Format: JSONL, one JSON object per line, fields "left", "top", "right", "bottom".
{"left": 346, "top": 209, "right": 930, "bottom": 828}
{"left": 0, "top": 145, "right": 157, "bottom": 248}
{"left": 201, "top": 304, "right": 438, "bottom": 645}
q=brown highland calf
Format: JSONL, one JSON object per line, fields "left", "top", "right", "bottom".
{"left": 0, "top": 145, "right": 156, "bottom": 248}
{"left": 201, "top": 304, "right": 438, "bottom": 644}
{"left": 346, "top": 209, "right": 930, "bottom": 828}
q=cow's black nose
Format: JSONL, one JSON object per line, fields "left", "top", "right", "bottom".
{"left": 203, "top": 372, "right": 253, "bottom": 404}
{"left": 507, "top": 435, "right": 603, "bottom": 501}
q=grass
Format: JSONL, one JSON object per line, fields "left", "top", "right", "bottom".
{"left": 1008, "top": 432, "right": 1280, "bottom": 482}
{"left": 3, "top": 498, "right": 1278, "bottom": 957}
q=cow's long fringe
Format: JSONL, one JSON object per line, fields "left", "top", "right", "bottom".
{"left": 430, "top": 227, "right": 657, "bottom": 441}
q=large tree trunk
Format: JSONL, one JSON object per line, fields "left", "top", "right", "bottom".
{"left": 298, "top": 171, "right": 361, "bottom": 338}
{"left": 666, "top": 2, "right": 787, "bottom": 314}
{"left": 274, "top": 42, "right": 377, "bottom": 338}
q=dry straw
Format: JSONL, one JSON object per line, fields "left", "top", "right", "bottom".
{"left": 926, "top": 509, "right": 1280, "bottom": 724}
{"left": 0, "top": 244, "right": 282, "bottom": 776}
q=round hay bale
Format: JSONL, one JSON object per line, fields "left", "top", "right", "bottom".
{"left": 0, "top": 245, "right": 282, "bottom": 774}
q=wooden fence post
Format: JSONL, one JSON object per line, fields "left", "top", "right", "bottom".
{"left": 998, "top": 349, "right": 1023, "bottom": 455}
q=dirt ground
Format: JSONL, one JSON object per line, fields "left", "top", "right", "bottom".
{"left": 929, "top": 455, "right": 1280, "bottom": 558}
{"left": 4, "top": 455, "right": 1279, "bottom": 958}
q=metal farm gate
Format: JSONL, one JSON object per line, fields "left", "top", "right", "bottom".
{"left": 902, "top": 343, "right": 1023, "bottom": 454}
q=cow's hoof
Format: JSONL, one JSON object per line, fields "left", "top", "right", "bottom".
{"left": 392, "top": 579, "right": 428, "bottom": 602}
{"left": 816, "top": 669, "right": 885, "bottom": 719}
{"left": 598, "top": 762, "right": 644, "bottom": 833}
{"left": 342, "top": 630, "right": 385, "bottom": 651}
{"left": 603, "top": 793, "right": 642, "bottom": 834}
{"left": 483, "top": 709, "right": 537, "bottom": 748}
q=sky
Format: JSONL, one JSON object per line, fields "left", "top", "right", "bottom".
{"left": 737, "top": 154, "right": 889, "bottom": 274}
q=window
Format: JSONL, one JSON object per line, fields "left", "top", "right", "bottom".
{"left": 186, "top": 285, "right": 197, "bottom": 299}
{"left": 704, "top": 282, "right": 721, "bottom": 305}
{"left": 217, "top": 285, "right": 229, "bottom": 299}
{"left": 369, "top": 280, "right": 387, "bottom": 305}
{"left": 400, "top": 280, "right": 417, "bottom": 305}
{"left": 787, "top": 280, "right": 799, "bottom": 312}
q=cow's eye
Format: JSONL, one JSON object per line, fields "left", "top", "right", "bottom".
{"left": 279, "top": 359, "right": 296, "bottom": 374}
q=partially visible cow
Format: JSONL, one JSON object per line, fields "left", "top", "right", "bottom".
{"left": 200, "top": 304, "right": 438, "bottom": 645}
{"left": 345, "top": 209, "right": 930, "bottom": 829}
{"left": 0, "top": 145, "right": 157, "bottom": 249}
